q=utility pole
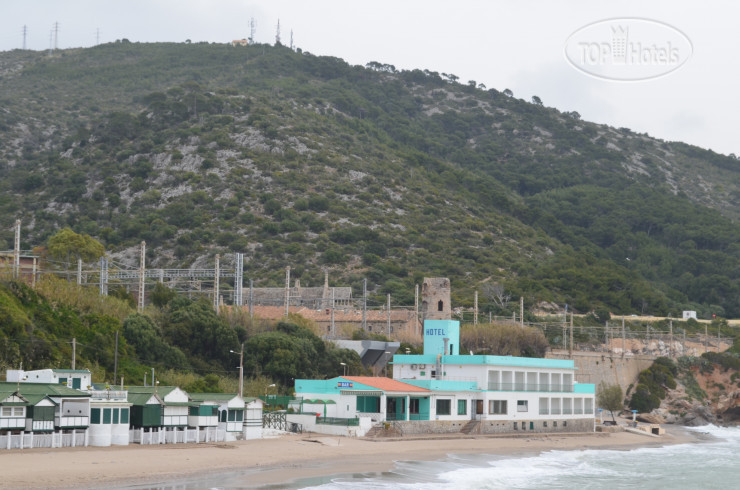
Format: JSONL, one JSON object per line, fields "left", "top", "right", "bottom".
{"left": 213, "top": 254, "right": 220, "bottom": 313}
{"left": 234, "top": 253, "right": 243, "bottom": 306}
{"left": 137, "top": 241, "right": 146, "bottom": 312}
{"left": 474, "top": 290, "right": 478, "bottom": 325}
{"left": 249, "top": 278, "right": 254, "bottom": 319}
{"left": 72, "top": 338, "right": 76, "bottom": 370}
{"left": 22, "top": 25, "right": 27, "bottom": 50}
{"left": 387, "top": 293, "right": 391, "bottom": 336}
{"left": 330, "top": 288, "right": 335, "bottom": 338}
{"left": 99, "top": 256, "right": 108, "bottom": 296}
{"left": 13, "top": 219, "right": 20, "bottom": 279}
{"left": 622, "top": 317, "right": 626, "bottom": 359}
{"left": 362, "top": 278, "right": 367, "bottom": 331}
{"left": 113, "top": 331, "right": 119, "bottom": 384}
{"left": 569, "top": 312, "right": 573, "bottom": 358}
{"left": 414, "top": 283, "right": 419, "bottom": 336}
{"left": 249, "top": 17, "right": 256, "bottom": 44}
{"left": 520, "top": 297, "right": 524, "bottom": 327}
{"left": 669, "top": 320, "right": 673, "bottom": 358}
{"left": 77, "top": 258, "right": 82, "bottom": 285}
{"left": 705, "top": 324, "right": 708, "bottom": 353}
{"left": 284, "top": 266, "right": 290, "bottom": 317}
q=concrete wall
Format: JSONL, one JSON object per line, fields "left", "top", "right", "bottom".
{"left": 547, "top": 350, "right": 655, "bottom": 396}
{"left": 391, "top": 418, "right": 593, "bottom": 435}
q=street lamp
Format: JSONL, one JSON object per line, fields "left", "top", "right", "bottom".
{"left": 340, "top": 362, "right": 347, "bottom": 376}
{"left": 265, "top": 383, "right": 276, "bottom": 399}
{"left": 230, "top": 343, "right": 244, "bottom": 398}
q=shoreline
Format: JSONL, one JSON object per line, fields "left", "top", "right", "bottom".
{"left": 0, "top": 425, "right": 703, "bottom": 489}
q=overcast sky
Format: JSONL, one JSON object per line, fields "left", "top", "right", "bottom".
{"left": 1, "top": 1, "right": 737, "bottom": 157}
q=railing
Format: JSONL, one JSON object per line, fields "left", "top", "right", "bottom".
{"left": 89, "top": 390, "right": 128, "bottom": 401}
{"left": 487, "top": 383, "right": 574, "bottom": 393}
{"left": 130, "top": 427, "right": 226, "bottom": 444}
{"left": 385, "top": 412, "right": 431, "bottom": 421}
{"left": 317, "top": 417, "right": 359, "bottom": 426}
{"left": 263, "top": 411, "right": 287, "bottom": 431}
{"left": 539, "top": 409, "right": 549, "bottom": 415}
{"left": 574, "top": 408, "right": 584, "bottom": 415}
{"left": 0, "top": 418, "right": 25, "bottom": 429}
{"left": 551, "top": 408, "right": 561, "bottom": 415}
{"left": 56, "top": 416, "right": 89, "bottom": 428}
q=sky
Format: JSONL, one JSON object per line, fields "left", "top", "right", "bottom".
{"left": 1, "top": 1, "right": 738, "bottom": 157}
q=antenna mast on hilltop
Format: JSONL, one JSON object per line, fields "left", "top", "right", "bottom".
{"left": 275, "top": 19, "right": 281, "bottom": 45}
{"left": 22, "top": 25, "right": 27, "bottom": 50}
{"left": 290, "top": 29, "right": 294, "bottom": 50}
{"left": 96, "top": 28, "right": 100, "bottom": 45}
{"left": 53, "top": 21, "right": 59, "bottom": 50}
{"left": 249, "top": 17, "right": 256, "bottom": 44}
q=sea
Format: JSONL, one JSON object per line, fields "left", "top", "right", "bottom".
{"left": 129, "top": 425, "right": 739, "bottom": 489}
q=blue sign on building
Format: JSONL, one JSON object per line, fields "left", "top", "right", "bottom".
{"left": 337, "top": 381, "right": 354, "bottom": 388}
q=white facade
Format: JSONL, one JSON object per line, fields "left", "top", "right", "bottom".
{"left": 8, "top": 369, "right": 92, "bottom": 390}
{"left": 682, "top": 310, "right": 698, "bottom": 320}
{"left": 88, "top": 389, "right": 131, "bottom": 446}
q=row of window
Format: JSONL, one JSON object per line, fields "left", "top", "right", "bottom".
{"left": 90, "top": 407, "right": 130, "bottom": 425}
{"left": 1, "top": 407, "right": 24, "bottom": 417}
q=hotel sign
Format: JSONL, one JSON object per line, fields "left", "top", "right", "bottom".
{"left": 337, "top": 381, "right": 353, "bottom": 388}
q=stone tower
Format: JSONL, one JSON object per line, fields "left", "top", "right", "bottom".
{"left": 421, "top": 277, "right": 451, "bottom": 321}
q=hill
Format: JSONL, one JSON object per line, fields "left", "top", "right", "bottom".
{"left": 2, "top": 41, "right": 740, "bottom": 317}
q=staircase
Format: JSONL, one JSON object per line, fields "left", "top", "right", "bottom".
{"left": 364, "top": 424, "right": 384, "bottom": 438}
{"left": 460, "top": 420, "right": 480, "bottom": 435}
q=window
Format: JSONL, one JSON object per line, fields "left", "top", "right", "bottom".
{"left": 121, "top": 408, "right": 129, "bottom": 424}
{"left": 14, "top": 407, "right": 23, "bottom": 417}
{"left": 410, "top": 399, "right": 420, "bottom": 415}
{"left": 220, "top": 411, "right": 226, "bottom": 422}
{"left": 1, "top": 407, "right": 11, "bottom": 417}
{"left": 91, "top": 408, "right": 101, "bottom": 424}
{"left": 514, "top": 422, "right": 518, "bottom": 430}
{"left": 113, "top": 408, "right": 120, "bottom": 424}
{"left": 457, "top": 399, "right": 467, "bottom": 415}
{"left": 103, "top": 408, "right": 112, "bottom": 424}
{"left": 543, "top": 421, "right": 548, "bottom": 427}
{"left": 59, "top": 378, "right": 67, "bottom": 386}
{"left": 436, "top": 399, "right": 451, "bottom": 415}
{"left": 563, "top": 421, "right": 567, "bottom": 427}
{"left": 228, "top": 410, "right": 236, "bottom": 422}
{"left": 489, "top": 400, "right": 507, "bottom": 414}
{"left": 554, "top": 421, "right": 558, "bottom": 427}
{"left": 437, "top": 300, "right": 444, "bottom": 311}
{"left": 517, "top": 400, "right": 528, "bottom": 412}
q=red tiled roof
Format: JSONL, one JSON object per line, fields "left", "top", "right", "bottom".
{"left": 341, "top": 376, "right": 429, "bottom": 392}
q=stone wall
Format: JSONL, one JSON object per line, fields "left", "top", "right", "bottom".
{"left": 547, "top": 350, "right": 656, "bottom": 396}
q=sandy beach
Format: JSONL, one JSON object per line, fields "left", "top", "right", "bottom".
{"left": 0, "top": 426, "right": 699, "bottom": 489}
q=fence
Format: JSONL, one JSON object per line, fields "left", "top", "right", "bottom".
{"left": 316, "top": 417, "right": 359, "bottom": 426}
{"left": 0, "top": 430, "right": 86, "bottom": 450}
{"left": 129, "top": 427, "right": 227, "bottom": 445}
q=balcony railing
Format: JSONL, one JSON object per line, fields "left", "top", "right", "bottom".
{"left": 56, "top": 416, "right": 89, "bottom": 428}
{"left": 487, "top": 383, "right": 574, "bottom": 393}
{"left": 317, "top": 417, "right": 360, "bottom": 426}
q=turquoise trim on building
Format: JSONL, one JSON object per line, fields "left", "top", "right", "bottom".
{"left": 295, "top": 377, "right": 381, "bottom": 395}
{"left": 403, "top": 380, "right": 479, "bottom": 391}
{"left": 574, "top": 383, "right": 596, "bottom": 394}
{"left": 393, "top": 354, "right": 576, "bottom": 370}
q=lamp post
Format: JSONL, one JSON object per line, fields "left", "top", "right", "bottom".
{"left": 340, "top": 362, "right": 347, "bottom": 376}
{"left": 230, "top": 343, "right": 244, "bottom": 398}
{"left": 265, "top": 383, "right": 276, "bottom": 404}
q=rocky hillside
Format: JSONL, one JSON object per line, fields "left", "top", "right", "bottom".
{"left": 2, "top": 42, "right": 740, "bottom": 316}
